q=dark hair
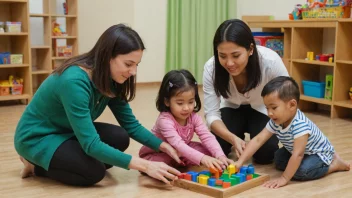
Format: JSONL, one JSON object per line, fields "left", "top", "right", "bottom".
{"left": 156, "top": 69, "right": 201, "bottom": 112}
{"left": 53, "top": 24, "right": 145, "bottom": 102}
{"left": 261, "top": 76, "right": 300, "bottom": 104}
{"left": 213, "top": 19, "right": 261, "bottom": 98}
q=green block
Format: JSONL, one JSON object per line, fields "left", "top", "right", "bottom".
{"left": 221, "top": 173, "right": 229, "bottom": 179}
{"left": 231, "top": 175, "right": 240, "bottom": 184}
{"left": 253, "top": 173, "right": 260, "bottom": 178}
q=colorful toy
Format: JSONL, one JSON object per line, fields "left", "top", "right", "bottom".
{"left": 52, "top": 22, "right": 63, "bottom": 36}
{"left": 325, "top": 74, "right": 333, "bottom": 100}
{"left": 0, "top": 75, "right": 23, "bottom": 96}
{"left": 173, "top": 164, "right": 269, "bottom": 198}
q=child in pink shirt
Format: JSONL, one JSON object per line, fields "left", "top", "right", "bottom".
{"left": 139, "top": 69, "right": 235, "bottom": 170}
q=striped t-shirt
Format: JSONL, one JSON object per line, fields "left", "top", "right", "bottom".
{"left": 266, "top": 109, "right": 335, "bottom": 165}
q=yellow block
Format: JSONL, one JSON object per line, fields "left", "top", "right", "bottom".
{"left": 227, "top": 164, "right": 236, "bottom": 175}
{"left": 198, "top": 175, "right": 209, "bottom": 185}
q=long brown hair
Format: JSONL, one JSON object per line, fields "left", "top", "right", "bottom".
{"left": 53, "top": 24, "right": 145, "bottom": 102}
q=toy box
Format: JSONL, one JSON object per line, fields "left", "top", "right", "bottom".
{"left": 5, "top": 22, "right": 21, "bottom": 33}
{"left": 252, "top": 32, "right": 284, "bottom": 57}
{"left": 302, "top": 6, "right": 351, "bottom": 19}
{"left": 302, "top": 80, "right": 326, "bottom": 98}
{"left": 10, "top": 54, "right": 23, "bottom": 64}
{"left": 0, "top": 52, "right": 11, "bottom": 64}
{"left": 56, "top": 46, "right": 73, "bottom": 57}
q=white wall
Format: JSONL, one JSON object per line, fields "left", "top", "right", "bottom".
{"left": 133, "top": 0, "right": 167, "bottom": 83}
{"left": 237, "top": 0, "right": 306, "bottom": 20}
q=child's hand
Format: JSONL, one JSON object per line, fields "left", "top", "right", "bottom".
{"left": 201, "top": 155, "right": 224, "bottom": 170}
{"left": 263, "top": 176, "right": 288, "bottom": 189}
{"left": 217, "top": 156, "right": 236, "bottom": 169}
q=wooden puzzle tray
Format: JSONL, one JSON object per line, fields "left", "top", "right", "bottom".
{"left": 173, "top": 172, "right": 269, "bottom": 198}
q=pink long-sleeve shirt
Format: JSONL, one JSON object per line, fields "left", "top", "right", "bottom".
{"left": 145, "top": 112, "right": 225, "bottom": 165}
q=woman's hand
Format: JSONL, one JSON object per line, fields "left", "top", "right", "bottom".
{"left": 217, "top": 155, "right": 236, "bottom": 169}
{"left": 201, "top": 155, "right": 224, "bottom": 170}
{"left": 145, "top": 161, "right": 181, "bottom": 184}
{"left": 159, "top": 142, "right": 182, "bottom": 164}
{"left": 231, "top": 135, "right": 246, "bottom": 158}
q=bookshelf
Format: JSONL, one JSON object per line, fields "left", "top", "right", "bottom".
{"left": 247, "top": 19, "right": 352, "bottom": 119}
{"left": 30, "top": 0, "right": 78, "bottom": 94}
{"left": 0, "top": 0, "right": 31, "bottom": 103}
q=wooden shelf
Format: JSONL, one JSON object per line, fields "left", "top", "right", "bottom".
{"left": 0, "top": 94, "right": 30, "bottom": 102}
{"left": 300, "top": 95, "right": 332, "bottom": 105}
{"left": 292, "top": 59, "right": 335, "bottom": 67}
{"left": 30, "top": 14, "right": 49, "bottom": 17}
{"left": 52, "top": 57, "right": 70, "bottom": 60}
{"left": 0, "top": 64, "right": 29, "bottom": 68}
{"left": 51, "top": 14, "right": 77, "bottom": 18}
{"left": 0, "top": 0, "right": 27, "bottom": 2}
{"left": 32, "top": 70, "right": 51, "bottom": 75}
{"left": 52, "top": 36, "right": 77, "bottom": 39}
{"left": 0, "top": 32, "right": 28, "bottom": 36}
{"left": 31, "top": 46, "right": 50, "bottom": 49}
{"left": 334, "top": 100, "right": 352, "bottom": 109}
{"left": 336, "top": 60, "right": 352, "bottom": 65}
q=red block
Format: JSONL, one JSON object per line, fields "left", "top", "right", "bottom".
{"left": 246, "top": 174, "right": 253, "bottom": 180}
{"left": 184, "top": 173, "right": 192, "bottom": 181}
{"left": 215, "top": 179, "right": 223, "bottom": 185}
{"left": 222, "top": 182, "right": 231, "bottom": 188}
{"left": 179, "top": 173, "right": 187, "bottom": 179}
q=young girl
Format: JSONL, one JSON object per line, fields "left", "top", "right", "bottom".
{"left": 139, "top": 69, "right": 235, "bottom": 170}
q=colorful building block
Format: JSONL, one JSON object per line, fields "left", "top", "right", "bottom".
{"left": 187, "top": 171, "right": 198, "bottom": 182}
{"left": 240, "top": 166, "right": 248, "bottom": 174}
{"left": 231, "top": 175, "right": 241, "bottom": 185}
{"left": 198, "top": 175, "right": 209, "bottom": 185}
{"left": 247, "top": 166, "right": 255, "bottom": 174}
{"left": 215, "top": 179, "right": 223, "bottom": 186}
{"left": 236, "top": 173, "right": 246, "bottom": 183}
{"left": 208, "top": 178, "right": 216, "bottom": 186}
{"left": 222, "top": 181, "right": 231, "bottom": 188}
{"left": 246, "top": 174, "right": 253, "bottom": 180}
{"left": 227, "top": 164, "right": 236, "bottom": 175}
{"left": 184, "top": 173, "right": 192, "bottom": 181}
{"left": 199, "top": 170, "right": 211, "bottom": 177}
{"left": 210, "top": 167, "right": 222, "bottom": 179}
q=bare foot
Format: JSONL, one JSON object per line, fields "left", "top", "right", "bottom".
{"left": 20, "top": 156, "right": 35, "bottom": 178}
{"left": 327, "top": 153, "right": 350, "bottom": 174}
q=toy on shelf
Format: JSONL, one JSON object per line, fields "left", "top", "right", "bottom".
{"left": 301, "top": 0, "right": 351, "bottom": 19}
{"left": 0, "top": 22, "right": 4, "bottom": 33}
{"left": 306, "top": 52, "right": 334, "bottom": 62}
{"left": 52, "top": 22, "right": 67, "bottom": 36}
{"left": 10, "top": 54, "right": 23, "bottom": 64}
{"left": 173, "top": 164, "right": 269, "bottom": 198}
{"left": 349, "top": 87, "right": 352, "bottom": 100}
{"left": 0, "top": 52, "right": 10, "bottom": 64}
{"left": 0, "top": 75, "right": 23, "bottom": 96}
{"left": 325, "top": 74, "right": 333, "bottom": 100}
{"left": 5, "top": 22, "right": 21, "bottom": 33}
{"left": 56, "top": 45, "right": 73, "bottom": 57}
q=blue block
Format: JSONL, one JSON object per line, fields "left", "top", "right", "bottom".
{"left": 247, "top": 166, "right": 255, "bottom": 174}
{"left": 187, "top": 171, "right": 199, "bottom": 182}
{"left": 240, "top": 166, "right": 248, "bottom": 174}
{"left": 236, "top": 173, "right": 246, "bottom": 183}
{"left": 208, "top": 178, "right": 216, "bottom": 186}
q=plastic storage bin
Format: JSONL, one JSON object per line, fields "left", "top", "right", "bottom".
{"left": 252, "top": 32, "right": 284, "bottom": 57}
{"left": 302, "top": 80, "right": 326, "bottom": 98}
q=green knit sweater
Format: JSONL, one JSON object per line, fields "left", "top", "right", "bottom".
{"left": 14, "top": 66, "right": 162, "bottom": 170}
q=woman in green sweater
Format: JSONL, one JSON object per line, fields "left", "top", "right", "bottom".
{"left": 14, "top": 24, "right": 181, "bottom": 186}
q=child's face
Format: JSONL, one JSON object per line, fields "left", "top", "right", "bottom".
{"left": 165, "top": 90, "right": 195, "bottom": 125}
{"left": 263, "top": 92, "right": 297, "bottom": 127}
{"left": 110, "top": 50, "right": 142, "bottom": 84}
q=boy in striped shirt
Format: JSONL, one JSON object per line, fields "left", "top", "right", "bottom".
{"left": 233, "top": 76, "right": 350, "bottom": 188}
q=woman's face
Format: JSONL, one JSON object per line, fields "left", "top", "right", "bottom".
{"left": 217, "top": 41, "right": 253, "bottom": 77}
{"left": 109, "top": 50, "right": 143, "bottom": 84}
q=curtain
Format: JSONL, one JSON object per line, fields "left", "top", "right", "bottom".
{"left": 166, "top": 0, "right": 237, "bottom": 83}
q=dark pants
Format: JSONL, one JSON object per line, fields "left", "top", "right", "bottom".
{"left": 33, "top": 122, "right": 130, "bottom": 186}
{"left": 214, "top": 105, "right": 279, "bottom": 164}
{"left": 274, "top": 147, "right": 329, "bottom": 181}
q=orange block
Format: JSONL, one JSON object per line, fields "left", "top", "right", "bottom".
{"left": 215, "top": 179, "right": 223, "bottom": 185}
{"left": 179, "top": 173, "right": 187, "bottom": 179}
{"left": 222, "top": 181, "right": 231, "bottom": 188}
{"left": 210, "top": 167, "right": 221, "bottom": 179}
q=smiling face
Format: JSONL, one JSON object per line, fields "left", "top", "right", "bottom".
{"left": 263, "top": 92, "right": 297, "bottom": 128}
{"left": 109, "top": 50, "right": 143, "bottom": 84}
{"left": 165, "top": 89, "right": 195, "bottom": 126}
{"left": 217, "top": 41, "right": 253, "bottom": 77}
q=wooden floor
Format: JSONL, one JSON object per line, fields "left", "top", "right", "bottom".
{"left": 0, "top": 84, "right": 351, "bottom": 198}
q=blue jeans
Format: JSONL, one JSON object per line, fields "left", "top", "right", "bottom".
{"left": 274, "top": 147, "right": 329, "bottom": 181}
